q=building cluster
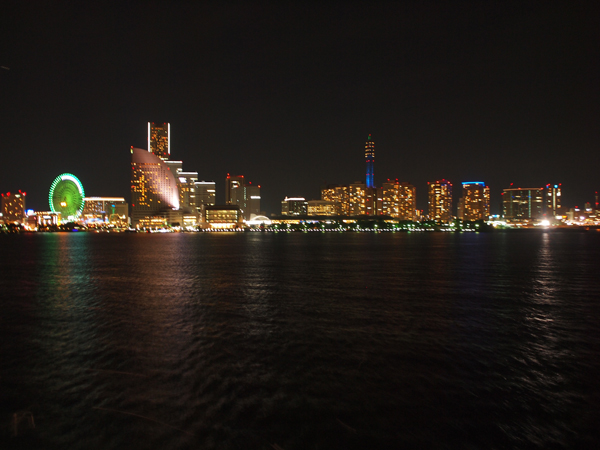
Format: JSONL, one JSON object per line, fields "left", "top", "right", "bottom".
{"left": 3, "top": 125, "right": 600, "bottom": 230}
{"left": 280, "top": 137, "right": 490, "bottom": 223}
{"left": 278, "top": 135, "right": 596, "bottom": 227}
{"left": 0, "top": 188, "right": 129, "bottom": 230}
{"left": 131, "top": 123, "right": 264, "bottom": 229}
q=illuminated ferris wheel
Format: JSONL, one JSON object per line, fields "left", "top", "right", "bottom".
{"left": 49, "top": 173, "right": 85, "bottom": 220}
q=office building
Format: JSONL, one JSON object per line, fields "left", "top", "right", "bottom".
{"left": 458, "top": 182, "right": 490, "bottom": 221}
{"left": 204, "top": 205, "right": 243, "bottom": 229}
{"left": 177, "top": 171, "right": 198, "bottom": 212}
{"left": 1, "top": 191, "right": 26, "bottom": 224}
{"left": 130, "top": 146, "right": 179, "bottom": 226}
{"left": 83, "top": 197, "right": 128, "bottom": 225}
{"left": 365, "top": 134, "right": 375, "bottom": 189}
{"left": 281, "top": 197, "right": 308, "bottom": 216}
{"left": 148, "top": 122, "right": 170, "bottom": 161}
{"left": 245, "top": 184, "right": 261, "bottom": 219}
{"left": 164, "top": 160, "right": 183, "bottom": 175}
{"left": 195, "top": 181, "right": 216, "bottom": 215}
{"left": 225, "top": 174, "right": 244, "bottom": 207}
{"left": 502, "top": 187, "right": 544, "bottom": 221}
{"left": 544, "top": 184, "right": 562, "bottom": 218}
{"left": 428, "top": 180, "right": 453, "bottom": 222}
{"left": 225, "top": 174, "right": 261, "bottom": 221}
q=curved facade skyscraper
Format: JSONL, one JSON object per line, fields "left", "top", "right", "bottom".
{"left": 131, "top": 146, "right": 179, "bottom": 226}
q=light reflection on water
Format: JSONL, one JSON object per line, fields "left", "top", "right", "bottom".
{"left": 0, "top": 231, "right": 599, "bottom": 449}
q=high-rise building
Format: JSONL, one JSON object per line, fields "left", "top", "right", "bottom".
{"left": 398, "top": 182, "right": 417, "bottom": 221}
{"left": 380, "top": 181, "right": 416, "bottom": 220}
{"left": 502, "top": 187, "right": 544, "bottom": 221}
{"left": 428, "top": 180, "right": 453, "bottom": 222}
{"left": 130, "top": 146, "right": 179, "bottom": 226}
{"left": 225, "top": 174, "right": 261, "bottom": 221}
{"left": 321, "top": 182, "right": 377, "bottom": 216}
{"left": 225, "top": 175, "right": 244, "bottom": 207}
{"left": 458, "top": 182, "right": 490, "bottom": 221}
{"left": 194, "top": 181, "right": 216, "bottom": 215}
{"left": 1, "top": 191, "right": 26, "bottom": 224}
{"left": 177, "top": 171, "right": 199, "bottom": 212}
{"left": 365, "top": 134, "right": 375, "bottom": 189}
{"left": 349, "top": 182, "right": 378, "bottom": 216}
{"left": 281, "top": 197, "right": 308, "bottom": 216}
{"left": 544, "top": 184, "right": 562, "bottom": 218}
{"left": 148, "top": 122, "right": 170, "bottom": 161}
{"left": 322, "top": 184, "right": 349, "bottom": 215}
{"left": 380, "top": 180, "right": 400, "bottom": 217}
{"left": 245, "top": 184, "right": 261, "bottom": 220}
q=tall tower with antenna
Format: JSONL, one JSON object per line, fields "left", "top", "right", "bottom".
{"left": 365, "top": 134, "right": 375, "bottom": 188}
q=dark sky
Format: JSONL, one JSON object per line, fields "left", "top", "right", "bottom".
{"left": 2, "top": 1, "right": 599, "bottom": 215}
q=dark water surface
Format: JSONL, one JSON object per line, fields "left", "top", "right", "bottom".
{"left": 1, "top": 231, "right": 599, "bottom": 449}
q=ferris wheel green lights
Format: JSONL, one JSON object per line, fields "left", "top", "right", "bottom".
{"left": 49, "top": 173, "right": 85, "bottom": 219}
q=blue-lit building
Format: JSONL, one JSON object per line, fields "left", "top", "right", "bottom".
{"left": 365, "top": 134, "right": 375, "bottom": 189}
{"left": 458, "top": 182, "right": 490, "bottom": 221}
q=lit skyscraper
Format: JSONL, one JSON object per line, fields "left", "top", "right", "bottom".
{"left": 428, "top": 179, "right": 453, "bottom": 223}
{"left": 458, "top": 182, "right": 490, "bottom": 221}
{"left": 225, "top": 175, "right": 244, "bottom": 207}
{"left": 380, "top": 180, "right": 416, "bottom": 220}
{"left": 148, "top": 122, "right": 170, "bottom": 161}
{"left": 130, "top": 146, "right": 179, "bottom": 226}
{"left": 1, "top": 191, "right": 26, "bottom": 224}
{"left": 321, "top": 182, "right": 378, "bottom": 217}
{"left": 322, "top": 184, "right": 349, "bottom": 215}
{"left": 245, "top": 184, "right": 261, "bottom": 219}
{"left": 502, "top": 187, "right": 544, "bottom": 221}
{"left": 349, "top": 182, "right": 367, "bottom": 215}
{"left": 398, "top": 182, "right": 417, "bottom": 221}
{"left": 281, "top": 197, "right": 308, "bottom": 215}
{"left": 225, "top": 174, "right": 261, "bottom": 220}
{"left": 177, "top": 171, "right": 199, "bottom": 212}
{"left": 194, "top": 181, "right": 216, "bottom": 215}
{"left": 544, "top": 184, "right": 562, "bottom": 218}
{"left": 365, "top": 134, "right": 375, "bottom": 188}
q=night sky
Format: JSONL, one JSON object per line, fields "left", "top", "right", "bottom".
{"left": 2, "top": 1, "right": 598, "bottom": 215}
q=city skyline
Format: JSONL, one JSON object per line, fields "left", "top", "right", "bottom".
{"left": 0, "top": 122, "right": 595, "bottom": 219}
{"left": 1, "top": 2, "right": 598, "bottom": 214}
